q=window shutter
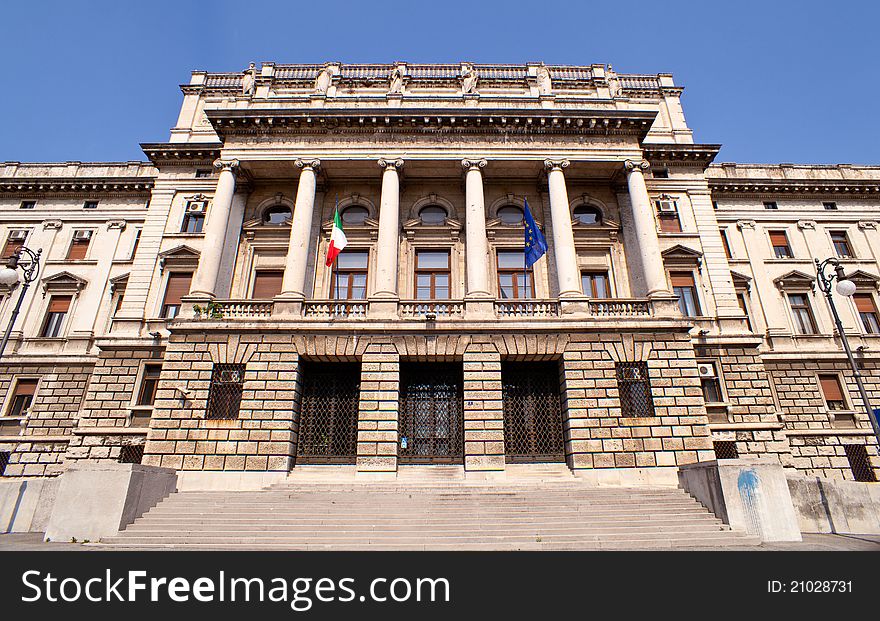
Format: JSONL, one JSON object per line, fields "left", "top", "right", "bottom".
{"left": 163, "top": 273, "right": 192, "bottom": 307}
{"left": 68, "top": 239, "right": 90, "bottom": 260}
{"left": 48, "top": 295, "right": 72, "bottom": 313}
{"left": 819, "top": 375, "right": 844, "bottom": 402}
{"left": 252, "top": 271, "right": 283, "bottom": 299}
{"left": 854, "top": 293, "right": 876, "bottom": 314}
{"left": 769, "top": 231, "right": 788, "bottom": 247}
{"left": 13, "top": 379, "right": 38, "bottom": 397}
{"left": 670, "top": 272, "right": 695, "bottom": 288}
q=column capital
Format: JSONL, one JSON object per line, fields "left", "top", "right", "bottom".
{"left": 213, "top": 158, "right": 240, "bottom": 173}
{"left": 378, "top": 158, "right": 404, "bottom": 171}
{"left": 295, "top": 158, "right": 321, "bottom": 171}
{"left": 624, "top": 159, "right": 650, "bottom": 173}
{"left": 544, "top": 159, "right": 570, "bottom": 172}
{"left": 461, "top": 158, "right": 487, "bottom": 172}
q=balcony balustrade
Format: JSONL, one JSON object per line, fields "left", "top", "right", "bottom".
{"left": 399, "top": 301, "right": 465, "bottom": 319}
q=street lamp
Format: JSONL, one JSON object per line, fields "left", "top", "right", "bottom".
{"left": 0, "top": 246, "right": 42, "bottom": 359}
{"left": 815, "top": 257, "right": 880, "bottom": 448}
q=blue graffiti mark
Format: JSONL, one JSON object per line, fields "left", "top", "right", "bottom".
{"left": 737, "top": 468, "right": 763, "bottom": 538}
{"left": 738, "top": 468, "right": 759, "bottom": 500}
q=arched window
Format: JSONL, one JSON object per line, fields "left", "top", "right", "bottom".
{"left": 341, "top": 205, "right": 369, "bottom": 225}
{"left": 418, "top": 205, "right": 447, "bottom": 224}
{"left": 263, "top": 205, "right": 291, "bottom": 225}
{"left": 573, "top": 205, "right": 602, "bottom": 225}
{"left": 497, "top": 205, "right": 524, "bottom": 225}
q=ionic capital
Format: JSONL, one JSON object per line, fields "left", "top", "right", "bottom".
{"left": 624, "top": 159, "right": 650, "bottom": 173}
{"left": 461, "top": 158, "right": 487, "bottom": 172}
{"left": 295, "top": 158, "right": 321, "bottom": 171}
{"left": 544, "top": 159, "right": 570, "bottom": 172}
{"left": 213, "top": 158, "right": 240, "bottom": 173}
{"left": 378, "top": 158, "right": 404, "bottom": 171}
{"left": 106, "top": 220, "right": 127, "bottom": 231}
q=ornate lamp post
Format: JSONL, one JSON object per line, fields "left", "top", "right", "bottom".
{"left": 815, "top": 257, "right": 880, "bottom": 448}
{"left": 0, "top": 247, "right": 42, "bottom": 359}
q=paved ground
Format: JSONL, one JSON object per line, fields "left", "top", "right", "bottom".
{"left": 1, "top": 532, "right": 878, "bottom": 551}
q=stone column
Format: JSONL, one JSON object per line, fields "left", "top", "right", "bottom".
{"left": 279, "top": 159, "right": 320, "bottom": 302}
{"left": 545, "top": 159, "right": 581, "bottom": 297}
{"left": 189, "top": 158, "right": 238, "bottom": 299}
{"left": 625, "top": 159, "right": 670, "bottom": 298}
{"left": 462, "top": 159, "right": 491, "bottom": 298}
{"left": 370, "top": 158, "right": 403, "bottom": 317}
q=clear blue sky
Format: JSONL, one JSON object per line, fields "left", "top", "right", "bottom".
{"left": 1, "top": 1, "right": 877, "bottom": 165}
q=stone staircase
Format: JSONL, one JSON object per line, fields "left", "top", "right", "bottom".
{"left": 95, "top": 466, "right": 761, "bottom": 550}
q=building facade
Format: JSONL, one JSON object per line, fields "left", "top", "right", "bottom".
{"left": 0, "top": 62, "right": 877, "bottom": 488}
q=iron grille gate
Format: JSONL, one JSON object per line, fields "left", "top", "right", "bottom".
{"left": 295, "top": 362, "right": 360, "bottom": 464}
{"left": 502, "top": 361, "right": 565, "bottom": 462}
{"left": 399, "top": 362, "right": 464, "bottom": 464}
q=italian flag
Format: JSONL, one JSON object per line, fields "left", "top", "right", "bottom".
{"left": 325, "top": 207, "right": 348, "bottom": 266}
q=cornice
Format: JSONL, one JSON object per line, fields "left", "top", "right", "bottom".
{"left": 643, "top": 144, "right": 721, "bottom": 169}
{"left": 204, "top": 108, "right": 657, "bottom": 139}
{"left": 709, "top": 177, "right": 880, "bottom": 198}
{"left": 0, "top": 177, "right": 154, "bottom": 197}
{"left": 141, "top": 142, "right": 223, "bottom": 166}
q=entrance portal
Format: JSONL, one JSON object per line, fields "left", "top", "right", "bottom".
{"left": 502, "top": 361, "right": 565, "bottom": 463}
{"left": 398, "top": 362, "right": 464, "bottom": 464}
{"left": 295, "top": 361, "right": 360, "bottom": 464}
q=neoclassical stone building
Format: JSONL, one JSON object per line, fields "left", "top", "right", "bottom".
{"left": 0, "top": 62, "right": 877, "bottom": 489}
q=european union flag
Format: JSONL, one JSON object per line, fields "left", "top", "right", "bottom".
{"left": 523, "top": 198, "right": 547, "bottom": 268}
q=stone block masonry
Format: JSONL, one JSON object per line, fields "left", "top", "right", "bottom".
{"left": 356, "top": 341, "right": 399, "bottom": 473}
{"left": 463, "top": 342, "right": 505, "bottom": 471}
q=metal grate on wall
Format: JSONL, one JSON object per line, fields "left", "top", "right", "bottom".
{"left": 0, "top": 451, "right": 9, "bottom": 476}
{"left": 713, "top": 441, "right": 739, "bottom": 460}
{"left": 399, "top": 362, "right": 464, "bottom": 464}
{"left": 616, "top": 362, "right": 655, "bottom": 418}
{"left": 502, "top": 361, "right": 565, "bottom": 463}
{"left": 295, "top": 362, "right": 360, "bottom": 464}
{"left": 118, "top": 444, "right": 144, "bottom": 464}
{"left": 844, "top": 444, "right": 876, "bottom": 482}
{"left": 206, "top": 363, "right": 246, "bottom": 420}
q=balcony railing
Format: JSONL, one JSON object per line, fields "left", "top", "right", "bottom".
{"left": 302, "top": 300, "right": 368, "bottom": 319}
{"left": 494, "top": 300, "right": 560, "bottom": 318}
{"left": 213, "top": 300, "right": 274, "bottom": 319}
{"left": 588, "top": 299, "right": 652, "bottom": 317}
{"left": 399, "top": 301, "right": 465, "bottom": 319}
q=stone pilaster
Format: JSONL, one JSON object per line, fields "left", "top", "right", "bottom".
{"left": 463, "top": 344, "right": 505, "bottom": 471}
{"left": 356, "top": 342, "right": 399, "bottom": 473}
{"left": 188, "top": 159, "right": 238, "bottom": 299}
{"left": 544, "top": 160, "right": 581, "bottom": 297}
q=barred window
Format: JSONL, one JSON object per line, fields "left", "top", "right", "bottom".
{"left": 713, "top": 441, "right": 739, "bottom": 460}
{"left": 844, "top": 445, "right": 876, "bottom": 482}
{"left": 206, "top": 363, "right": 246, "bottom": 420}
{"left": 616, "top": 362, "right": 655, "bottom": 418}
{"left": 0, "top": 451, "right": 9, "bottom": 476}
{"left": 118, "top": 445, "right": 144, "bottom": 464}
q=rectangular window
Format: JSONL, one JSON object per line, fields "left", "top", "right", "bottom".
{"left": 581, "top": 271, "right": 609, "bottom": 298}
{"left": 699, "top": 361, "right": 723, "bottom": 403}
{"left": 789, "top": 293, "right": 817, "bottom": 335}
{"left": 763, "top": 201, "right": 778, "bottom": 210}
{"left": 844, "top": 445, "right": 876, "bottom": 482}
{"left": 823, "top": 202, "right": 838, "bottom": 210}
{"left": 118, "top": 445, "right": 144, "bottom": 464}
{"left": 670, "top": 271, "right": 701, "bottom": 317}
{"left": 736, "top": 292, "right": 753, "bottom": 331}
{"left": 161, "top": 272, "right": 192, "bottom": 318}
{"left": 415, "top": 250, "right": 450, "bottom": 300}
{"left": 616, "top": 362, "right": 655, "bottom": 418}
{"left": 1, "top": 231, "right": 27, "bottom": 259}
{"left": 41, "top": 295, "right": 71, "bottom": 338}
{"left": 720, "top": 229, "right": 732, "bottom": 259}
{"left": 652, "top": 168, "right": 669, "bottom": 179}
{"left": 713, "top": 441, "right": 739, "bottom": 460}
{"left": 712, "top": 200, "right": 720, "bottom": 210}
{"left": 67, "top": 230, "right": 92, "bottom": 260}
{"left": 656, "top": 201, "right": 682, "bottom": 233}
{"left": 819, "top": 374, "right": 848, "bottom": 411}
{"left": 830, "top": 231, "right": 853, "bottom": 258}
{"left": 6, "top": 378, "right": 38, "bottom": 417}
{"left": 0, "top": 452, "right": 9, "bottom": 476}
{"left": 770, "top": 231, "right": 793, "bottom": 259}
{"left": 497, "top": 250, "right": 534, "bottom": 299}
{"left": 252, "top": 270, "right": 284, "bottom": 299}
{"left": 206, "top": 363, "right": 245, "bottom": 420}
{"left": 113, "top": 290, "right": 125, "bottom": 316}
{"left": 130, "top": 228, "right": 142, "bottom": 259}
{"left": 854, "top": 293, "right": 880, "bottom": 334}
{"left": 181, "top": 213, "right": 205, "bottom": 234}
{"left": 331, "top": 250, "right": 368, "bottom": 300}
{"left": 83, "top": 200, "right": 99, "bottom": 210}
{"left": 195, "top": 169, "right": 213, "bottom": 178}
{"left": 19, "top": 200, "right": 36, "bottom": 210}
{"left": 136, "top": 364, "right": 162, "bottom": 407}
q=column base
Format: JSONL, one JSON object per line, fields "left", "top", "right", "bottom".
{"left": 368, "top": 297, "right": 399, "bottom": 319}
{"left": 272, "top": 294, "right": 303, "bottom": 318}
{"left": 464, "top": 298, "right": 495, "bottom": 320}
{"left": 647, "top": 294, "right": 682, "bottom": 318}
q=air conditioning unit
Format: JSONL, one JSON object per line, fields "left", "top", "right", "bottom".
{"left": 73, "top": 230, "right": 93, "bottom": 240}
{"left": 8, "top": 230, "right": 28, "bottom": 241}
{"left": 698, "top": 362, "right": 717, "bottom": 378}
{"left": 656, "top": 200, "right": 677, "bottom": 214}
{"left": 186, "top": 201, "right": 207, "bottom": 214}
